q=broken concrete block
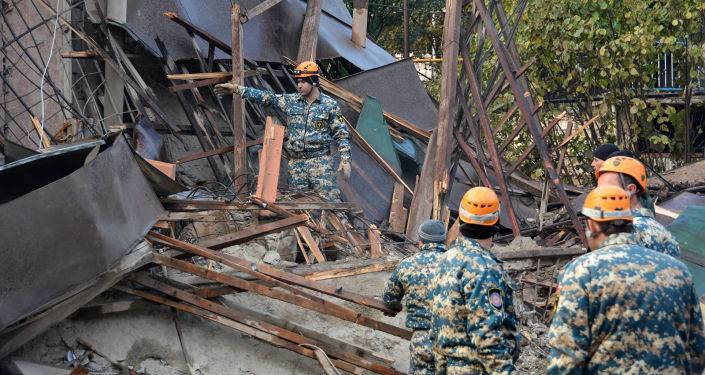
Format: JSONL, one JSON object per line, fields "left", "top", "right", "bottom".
{"left": 262, "top": 251, "right": 281, "bottom": 265}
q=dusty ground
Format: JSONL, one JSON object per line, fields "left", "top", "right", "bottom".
{"left": 10, "top": 233, "right": 561, "bottom": 374}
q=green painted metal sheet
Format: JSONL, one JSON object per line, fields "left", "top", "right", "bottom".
{"left": 355, "top": 96, "right": 401, "bottom": 172}
{"left": 668, "top": 205, "right": 705, "bottom": 296}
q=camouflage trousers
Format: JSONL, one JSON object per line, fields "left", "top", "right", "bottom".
{"left": 287, "top": 154, "right": 341, "bottom": 202}
{"left": 410, "top": 330, "right": 435, "bottom": 375}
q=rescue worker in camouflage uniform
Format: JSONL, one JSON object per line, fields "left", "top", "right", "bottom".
{"left": 547, "top": 185, "right": 705, "bottom": 373}
{"left": 383, "top": 220, "right": 448, "bottom": 374}
{"left": 596, "top": 156, "right": 680, "bottom": 257}
{"left": 214, "top": 61, "right": 351, "bottom": 202}
{"left": 430, "top": 187, "right": 519, "bottom": 374}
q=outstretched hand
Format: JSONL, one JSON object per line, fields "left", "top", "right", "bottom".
{"left": 214, "top": 82, "right": 237, "bottom": 96}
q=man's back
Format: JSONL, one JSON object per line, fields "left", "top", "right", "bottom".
{"left": 548, "top": 234, "right": 705, "bottom": 374}
{"left": 383, "top": 243, "right": 446, "bottom": 330}
{"left": 431, "top": 237, "right": 518, "bottom": 374}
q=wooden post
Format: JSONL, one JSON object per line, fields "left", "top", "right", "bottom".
{"left": 402, "top": 0, "right": 409, "bottom": 58}
{"left": 388, "top": 182, "right": 406, "bottom": 233}
{"left": 297, "top": 0, "right": 323, "bottom": 62}
{"left": 231, "top": 4, "right": 247, "bottom": 197}
{"left": 406, "top": 131, "right": 437, "bottom": 242}
{"left": 474, "top": 0, "right": 587, "bottom": 247}
{"left": 351, "top": 0, "right": 368, "bottom": 48}
{"left": 431, "top": 0, "right": 463, "bottom": 220}
{"left": 460, "top": 43, "right": 521, "bottom": 236}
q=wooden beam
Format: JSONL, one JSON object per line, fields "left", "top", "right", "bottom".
{"left": 115, "top": 285, "right": 369, "bottom": 374}
{"left": 459, "top": 42, "right": 520, "bottom": 236}
{"left": 431, "top": 0, "right": 463, "bottom": 221}
{"left": 254, "top": 117, "right": 285, "bottom": 202}
{"left": 318, "top": 77, "right": 431, "bottom": 141}
{"left": 198, "top": 214, "right": 308, "bottom": 249}
{"left": 150, "top": 256, "right": 410, "bottom": 341}
{"left": 174, "top": 138, "right": 263, "bottom": 164}
{"left": 297, "top": 0, "right": 323, "bottom": 62}
{"left": 60, "top": 50, "right": 98, "bottom": 59}
{"left": 164, "top": 12, "right": 231, "bottom": 54}
{"left": 347, "top": 120, "right": 413, "bottom": 194}
{"left": 231, "top": 4, "right": 247, "bottom": 197}
{"left": 446, "top": 218, "right": 459, "bottom": 246}
{"left": 147, "top": 232, "right": 398, "bottom": 315}
{"left": 246, "top": 0, "right": 283, "bottom": 19}
{"left": 294, "top": 229, "right": 313, "bottom": 264}
{"left": 453, "top": 130, "right": 492, "bottom": 188}
{"left": 30, "top": 116, "right": 51, "bottom": 148}
{"left": 168, "top": 76, "right": 229, "bottom": 93}
{"left": 557, "top": 114, "right": 601, "bottom": 148}
{"left": 494, "top": 246, "right": 585, "bottom": 260}
{"left": 497, "top": 109, "right": 563, "bottom": 155}
{"left": 351, "top": 0, "right": 368, "bottom": 48}
{"left": 388, "top": 183, "right": 406, "bottom": 233}
{"left": 506, "top": 113, "right": 566, "bottom": 176}
{"left": 296, "top": 226, "right": 327, "bottom": 263}
{"left": 474, "top": 0, "right": 587, "bottom": 247}
{"left": 304, "top": 260, "right": 398, "bottom": 280}
{"left": 368, "top": 225, "right": 383, "bottom": 259}
{"left": 164, "top": 71, "right": 432, "bottom": 142}
{"left": 405, "top": 131, "right": 437, "bottom": 242}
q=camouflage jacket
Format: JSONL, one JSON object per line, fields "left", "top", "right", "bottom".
{"left": 547, "top": 232, "right": 705, "bottom": 374}
{"left": 430, "top": 236, "right": 519, "bottom": 374}
{"left": 383, "top": 242, "right": 446, "bottom": 331}
{"left": 633, "top": 207, "right": 681, "bottom": 258}
{"left": 236, "top": 86, "right": 351, "bottom": 160}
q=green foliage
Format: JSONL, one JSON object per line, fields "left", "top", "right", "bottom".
{"left": 520, "top": 0, "right": 705, "bottom": 154}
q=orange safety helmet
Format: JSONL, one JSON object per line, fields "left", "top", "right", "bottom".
{"left": 458, "top": 187, "right": 500, "bottom": 226}
{"left": 292, "top": 61, "right": 320, "bottom": 78}
{"left": 581, "top": 185, "right": 633, "bottom": 222}
{"left": 596, "top": 156, "right": 647, "bottom": 192}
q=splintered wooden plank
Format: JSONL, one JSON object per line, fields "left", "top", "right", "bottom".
{"left": 151, "top": 255, "right": 410, "bottom": 340}
{"left": 147, "top": 232, "right": 399, "bottom": 315}
{"left": 30, "top": 116, "right": 51, "bottom": 148}
{"left": 198, "top": 214, "right": 307, "bottom": 250}
{"left": 294, "top": 229, "right": 312, "bottom": 264}
{"left": 115, "top": 285, "right": 369, "bottom": 374}
{"left": 388, "top": 182, "right": 406, "bottom": 233}
{"left": 246, "top": 0, "right": 283, "bottom": 19}
{"left": 325, "top": 212, "right": 366, "bottom": 256}
{"left": 296, "top": 227, "right": 326, "bottom": 263}
{"left": 255, "top": 117, "right": 285, "bottom": 202}
{"left": 296, "top": 0, "right": 322, "bottom": 61}
{"left": 368, "top": 225, "right": 383, "bottom": 259}
{"left": 305, "top": 260, "right": 398, "bottom": 281}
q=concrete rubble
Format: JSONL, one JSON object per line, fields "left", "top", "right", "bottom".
{"left": 1, "top": 0, "right": 704, "bottom": 374}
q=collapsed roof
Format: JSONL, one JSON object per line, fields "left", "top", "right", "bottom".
{"left": 102, "top": 0, "right": 395, "bottom": 70}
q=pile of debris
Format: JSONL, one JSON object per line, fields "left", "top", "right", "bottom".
{"left": 2, "top": 0, "right": 705, "bottom": 374}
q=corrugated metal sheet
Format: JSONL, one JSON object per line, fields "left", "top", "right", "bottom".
{"left": 114, "top": 0, "right": 394, "bottom": 70}
{"left": 668, "top": 205, "right": 705, "bottom": 296}
{"left": 0, "top": 136, "right": 165, "bottom": 330}
{"left": 336, "top": 59, "right": 438, "bottom": 131}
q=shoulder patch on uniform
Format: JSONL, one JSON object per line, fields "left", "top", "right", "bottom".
{"left": 488, "top": 288, "right": 503, "bottom": 310}
{"left": 336, "top": 113, "right": 344, "bottom": 123}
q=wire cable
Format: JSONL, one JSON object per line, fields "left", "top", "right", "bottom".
{"left": 38, "top": 0, "right": 62, "bottom": 149}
